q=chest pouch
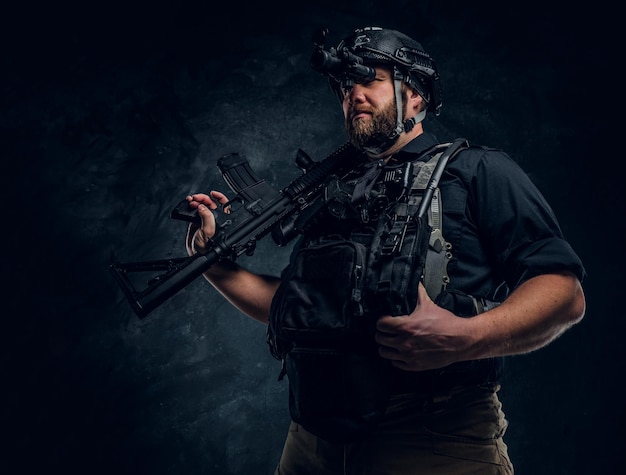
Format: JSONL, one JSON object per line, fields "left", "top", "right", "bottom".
{"left": 268, "top": 237, "right": 370, "bottom": 359}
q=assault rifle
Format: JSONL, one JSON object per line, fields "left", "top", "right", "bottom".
{"left": 109, "top": 143, "right": 362, "bottom": 318}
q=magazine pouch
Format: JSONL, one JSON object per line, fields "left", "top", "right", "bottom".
{"left": 364, "top": 212, "right": 432, "bottom": 317}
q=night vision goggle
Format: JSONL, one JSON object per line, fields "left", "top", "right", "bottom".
{"left": 310, "top": 28, "right": 376, "bottom": 88}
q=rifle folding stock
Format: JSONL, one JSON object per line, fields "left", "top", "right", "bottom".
{"left": 109, "top": 143, "right": 360, "bottom": 318}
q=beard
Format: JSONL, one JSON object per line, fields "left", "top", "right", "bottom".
{"left": 345, "top": 97, "right": 400, "bottom": 152}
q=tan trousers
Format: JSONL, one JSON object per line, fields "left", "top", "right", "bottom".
{"left": 275, "top": 384, "right": 514, "bottom": 475}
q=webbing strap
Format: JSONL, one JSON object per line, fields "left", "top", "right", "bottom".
{"left": 407, "top": 139, "right": 469, "bottom": 298}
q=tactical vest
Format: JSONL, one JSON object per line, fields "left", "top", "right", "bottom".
{"left": 267, "top": 139, "right": 470, "bottom": 442}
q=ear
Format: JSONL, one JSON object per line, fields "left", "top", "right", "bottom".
{"left": 407, "top": 88, "right": 424, "bottom": 113}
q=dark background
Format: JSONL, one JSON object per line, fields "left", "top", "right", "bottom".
{"left": 1, "top": 1, "right": 622, "bottom": 474}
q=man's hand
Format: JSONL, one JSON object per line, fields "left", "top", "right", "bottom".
{"left": 185, "top": 191, "right": 230, "bottom": 256}
{"left": 375, "top": 283, "right": 474, "bottom": 372}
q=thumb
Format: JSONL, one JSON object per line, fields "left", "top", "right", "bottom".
{"left": 413, "top": 282, "right": 433, "bottom": 310}
{"left": 197, "top": 204, "right": 219, "bottom": 237}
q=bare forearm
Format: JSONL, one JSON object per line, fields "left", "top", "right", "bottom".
{"left": 202, "top": 260, "right": 280, "bottom": 324}
{"left": 465, "top": 272, "right": 586, "bottom": 359}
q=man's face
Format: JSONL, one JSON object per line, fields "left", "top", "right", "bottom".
{"left": 341, "top": 67, "right": 400, "bottom": 150}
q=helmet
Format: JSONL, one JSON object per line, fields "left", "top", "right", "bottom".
{"left": 313, "top": 27, "right": 442, "bottom": 116}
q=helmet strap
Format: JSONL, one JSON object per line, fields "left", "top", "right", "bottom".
{"left": 403, "top": 110, "right": 426, "bottom": 133}
{"left": 397, "top": 67, "right": 428, "bottom": 133}
{"left": 392, "top": 66, "right": 406, "bottom": 138}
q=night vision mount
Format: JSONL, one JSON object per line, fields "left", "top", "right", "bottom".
{"left": 310, "top": 28, "right": 376, "bottom": 88}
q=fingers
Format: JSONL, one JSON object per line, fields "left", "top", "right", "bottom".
{"left": 196, "top": 203, "right": 216, "bottom": 224}
{"left": 184, "top": 191, "right": 230, "bottom": 256}
{"left": 185, "top": 213, "right": 212, "bottom": 257}
{"left": 376, "top": 282, "right": 431, "bottom": 327}
{"left": 375, "top": 315, "right": 400, "bottom": 334}
{"left": 209, "top": 190, "right": 230, "bottom": 209}
{"left": 186, "top": 191, "right": 231, "bottom": 213}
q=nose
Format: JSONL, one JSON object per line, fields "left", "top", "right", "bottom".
{"left": 345, "top": 83, "right": 366, "bottom": 105}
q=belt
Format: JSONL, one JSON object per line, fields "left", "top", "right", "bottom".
{"left": 389, "top": 357, "right": 503, "bottom": 395}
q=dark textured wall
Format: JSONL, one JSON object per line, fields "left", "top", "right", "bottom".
{"left": 1, "top": 1, "right": 621, "bottom": 474}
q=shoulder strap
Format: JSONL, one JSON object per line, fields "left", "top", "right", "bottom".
{"left": 409, "top": 138, "right": 469, "bottom": 298}
{"left": 415, "top": 138, "right": 469, "bottom": 218}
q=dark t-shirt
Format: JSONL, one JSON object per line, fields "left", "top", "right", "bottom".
{"left": 396, "top": 132, "right": 586, "bottom": 300}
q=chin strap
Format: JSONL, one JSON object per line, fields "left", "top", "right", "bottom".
{"left": 403, "top": 110, "right": 426, "bottom": 132}
{"left": 397, "top": 66, "right": 427, "bottom": 133}
{"left": 392, "top": 67, "right": 406, "bottom": 138}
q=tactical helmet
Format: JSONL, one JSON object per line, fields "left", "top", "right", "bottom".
{"left": 314, "top": 27, "right": 442, "bottom": 116}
